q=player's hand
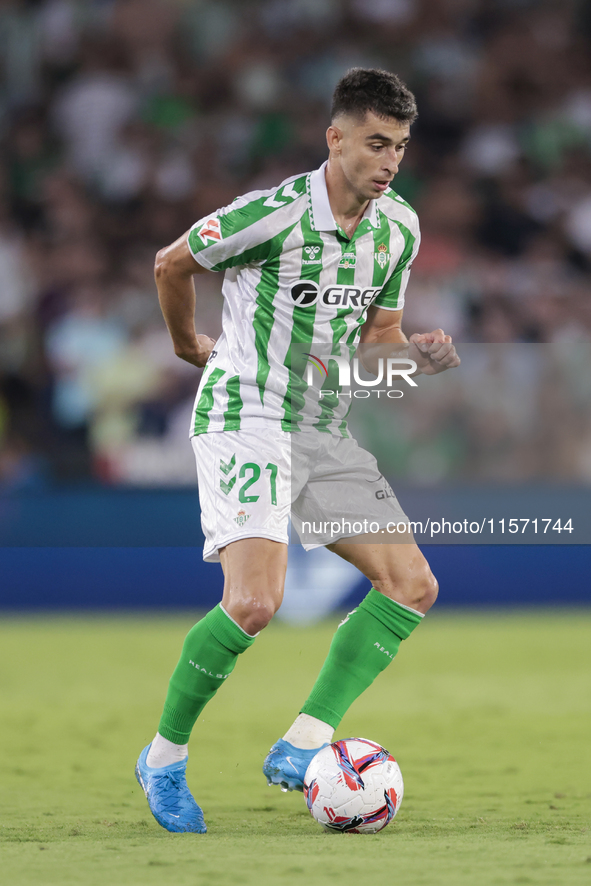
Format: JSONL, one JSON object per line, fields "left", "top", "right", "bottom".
{"left": 408, "top": 329, "right": 460, "bottom": 376}
{"left": 174, "top": 334, "right": 217, "bottom": 368}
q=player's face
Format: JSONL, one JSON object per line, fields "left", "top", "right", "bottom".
{"left": 328, "top": 111, "right": 411, "bottom": 201}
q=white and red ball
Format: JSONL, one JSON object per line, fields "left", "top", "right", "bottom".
{"left": 303, "top": 738, "right": 403, "bottom": 834}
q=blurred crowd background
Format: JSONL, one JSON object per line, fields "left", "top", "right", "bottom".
{"left": 1, "top": 0, "right": 591, "bottom": 489}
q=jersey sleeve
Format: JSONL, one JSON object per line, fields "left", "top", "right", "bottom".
{"left": 372, "top": 224, "right": 420, "bottom": 312}
{"left": 187, "top": 178, "right": 306, "bottom": 272}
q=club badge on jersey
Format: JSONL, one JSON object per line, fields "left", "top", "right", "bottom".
{"left": 374, "top": 243, "right": 391, "bottom": 268}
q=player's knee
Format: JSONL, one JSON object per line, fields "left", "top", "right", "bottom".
{"left": 377, "top": 560, "right": 438, "bottom": 613}
{"left": 414, "top": 566, "right": 438, "bottom": 612}
{"left": 399, "top": 558, "right": 438, "bottom": 612}
{"left": 228, "top": 594, "right": 278, "bottom": 635}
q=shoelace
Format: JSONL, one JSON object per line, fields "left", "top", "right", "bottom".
{"left": 150, "top": 770, "right": 199, "bottom": 815}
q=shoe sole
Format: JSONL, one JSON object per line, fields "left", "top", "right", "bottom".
{"left": 135, "top": 763, "right": 145, "bottom": 791}
{"left": 267, "top": 778, "right": 302, "bottom": 792}
{"left": 264, "top": 770, "right": 304, "bottom": 792}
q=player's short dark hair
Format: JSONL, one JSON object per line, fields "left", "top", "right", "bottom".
{"left": 331, "top": 68, "right": 418, "bottom": 124}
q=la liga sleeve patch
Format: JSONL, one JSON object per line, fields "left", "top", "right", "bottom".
{"left": 197, "top": 217, "right": 223, "bottom": 245}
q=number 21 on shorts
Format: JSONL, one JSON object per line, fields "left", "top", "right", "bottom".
{"left": 219, "top": 456, "right": 278, "bottom": 506}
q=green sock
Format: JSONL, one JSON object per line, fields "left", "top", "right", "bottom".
{"left": 300, "top": 589, "right": 423, "bottom": 729}
{"left": 158, "top": 604, "right": 256, "bottom": 744}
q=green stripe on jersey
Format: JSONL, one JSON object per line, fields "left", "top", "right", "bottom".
{"left": 341, "top": 222, "right": 391, "bottom": 349}
{"left": 281, "top": 206, "right": 324, "bottom": 432}
{"left": 313, "top": 236, "right": 357, "bottom": 433}
{"left": 373, "top": 221, "right": 415, "bottom": 310}
{"left": 188, "top": 175, "right": 308, "bottom": 272}
{"left": 194, "top": 367, "right": 226, "bottom": 434}
{"left": 253, "top": 222, "right": 301, "bottom": 407}
{"left": 383, "top": 188, "right": 418, "bottom": 216}
{"left": 218, "top": 174, "right": 307, "bottom": 239}
{"left": 223, "top": 375, "right": 243, "bottom": 431}
{"left": 371, "top": 213, "right": 392, "bottom": 288}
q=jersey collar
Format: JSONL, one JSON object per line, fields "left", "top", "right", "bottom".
{"left": 309, "top": 161, "right": 379, "bottom": 232}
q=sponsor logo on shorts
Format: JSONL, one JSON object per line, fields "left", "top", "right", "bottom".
{"left": 375, "top": 480, "right": 396, "bottom": 500}
{"left": 234, "top": 509, "right": 250, "bottom": 527}
{"left": 197, "top": 217, "right": 222, "bottom": 244}
{"left": 289, "top": 281, "right": 382, "bottom": 308}
{"left": 219, "top": 454, "right": 237, "bottom": 495}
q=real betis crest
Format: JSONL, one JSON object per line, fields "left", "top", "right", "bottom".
{"left": 234, "top": 509, "right": 250, "bottom": 527}
{"left": 374, "top": 243, "right": 391, "bottom": 268}
{"left": 339, "top": 252, "right": 356, "bottom": 269}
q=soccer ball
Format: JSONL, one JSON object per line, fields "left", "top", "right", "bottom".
{"left": 303, "top": 738, "right": 403, "bottom": 834}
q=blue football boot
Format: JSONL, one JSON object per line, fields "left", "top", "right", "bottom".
{"left": 263, "top": 739, "right": 329, "bottom": 792}
{"left": 135, "top": 744, "right": 207, "bottom": 833}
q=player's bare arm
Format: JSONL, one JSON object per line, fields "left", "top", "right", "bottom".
{"left": 360, "top": 305, "right": 460, "bottom": 375}
{"left": 154, "top": 232, "right": 216, "bottom": 368}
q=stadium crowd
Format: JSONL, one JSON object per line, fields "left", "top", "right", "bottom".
{"left": 1, "top": 0, "right": 591, "bottom": 487}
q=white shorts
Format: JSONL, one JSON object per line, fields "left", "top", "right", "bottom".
{"left": 192, "top": 429, "right": 408, "bottom": 562}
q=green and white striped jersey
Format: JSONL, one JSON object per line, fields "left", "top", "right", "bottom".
{"left": 188, "top": 162, "right": 420, "bottom": 436}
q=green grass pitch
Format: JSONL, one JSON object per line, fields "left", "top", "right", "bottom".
{"left": 1, "top": 610, "right": 590, "bottom": 886}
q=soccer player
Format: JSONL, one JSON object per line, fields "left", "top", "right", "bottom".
{"left": 135, "top": 68, "right": 460, "bottom": 833}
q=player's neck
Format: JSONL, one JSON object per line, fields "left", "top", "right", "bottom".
{"left": 324, "top": 160, "right": 370, "bottom": 239}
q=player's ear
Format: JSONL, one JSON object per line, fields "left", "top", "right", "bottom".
{"left": 326, "top": 125, "right": 343, "bottom": 155}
